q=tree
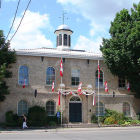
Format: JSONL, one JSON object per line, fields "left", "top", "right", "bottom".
{"left": 100, "top": 2, "right": 140, "bottom": 98}
{"left": 0, "top": 30, "right": 16, "bottom": 101}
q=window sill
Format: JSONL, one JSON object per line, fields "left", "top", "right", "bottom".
{"left": 16, "top": 84, "right": 30, "bottom": 87}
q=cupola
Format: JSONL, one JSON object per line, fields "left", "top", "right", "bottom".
{"left": 54, "top": 24, "right": 73, "bottom": 50}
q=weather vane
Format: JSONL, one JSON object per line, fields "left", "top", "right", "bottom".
{"left": 59, "top": 11, "right": 68, "bottom": 25}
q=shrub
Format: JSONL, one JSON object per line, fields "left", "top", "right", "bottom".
{"left": 27, "top": 105, "right": 47, "bottom": 127}
{"left": 5, "top": 110, "right": 16, "bottom": 127}
{"left": 91, "top": 114, "right": 98, "bottom": 123}
{"left": 104, "top": 117, "right": 115, "bottom": 125}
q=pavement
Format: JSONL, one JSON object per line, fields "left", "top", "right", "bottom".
{"left": 1, "top": 126, "right": 140, "bottom": 133}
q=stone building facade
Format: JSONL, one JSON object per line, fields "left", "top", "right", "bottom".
{"left": 0, "top": 24, "right": 140, "bottom": 123}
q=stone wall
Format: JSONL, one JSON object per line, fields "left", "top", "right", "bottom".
{"left": 0, "top": 55, "right": 140, "bottom": 123}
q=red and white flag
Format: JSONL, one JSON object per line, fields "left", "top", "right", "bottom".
{"left": 98, "top": 60, "right": 100, "bottom": 78}
{"left": 127, "top": 82, "right": 130, "bottom": 91}
{"left": 93, "top": 93, "right": 96, "bottom": 106}
{"left": 23, "top": 77, "right": 26, "bottom": 88}
{"left": 58, "top": 91, "right": 60, "bottom": 106}
{"left": 104, "top": 81, "right": 108, "bottom": 92}
{"left": 60, "top": 59, "right": 63, "bottom": 77}
{"left": 78, "top": 82, "right": 82, "bottom": 92}
{"left": 52, "top": 81, "right": 54, "bottom": 92}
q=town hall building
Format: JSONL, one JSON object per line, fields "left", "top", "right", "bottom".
{"left": 0, "top": 24, "right": 140, "bottom": 124}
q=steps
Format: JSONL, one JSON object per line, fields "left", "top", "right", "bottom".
{"left": 63, "top": 123, "right": 99, "bottom": 128}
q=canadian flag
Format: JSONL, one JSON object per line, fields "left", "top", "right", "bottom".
{"left": 60, "top": 59, "right": 63, "bottom": 77}
{"left": 104, "top": 81, "right": 108, "bottom": 92}
{"left": 98, "top": 60, "right": 100, "bottom": 78}
{"left": 52, "top": 81, "right": 54, "bottom": 92}
{"left": 78, "top": 82, "right": 82, "bottom": 92}
{"left": 127, "top": 82, "right": 130, "bottom": 91}
{"left": 23, "top": 77, "right": 26, "bottom": 88}
{"left": 58, "top": 91, "right": 60, "bottom": 106}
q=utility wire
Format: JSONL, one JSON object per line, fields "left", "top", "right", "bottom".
{"left": 11, "top": 0, "right": 91, "bottom": 29}
{"left": 0, "top": 0, "right": 38, "bottom": 20}
{"left": 9, "top": 0, "right": 32, "bottom": 42}
{"left": 6, "top": 0, "right": 21, "bottom": 40}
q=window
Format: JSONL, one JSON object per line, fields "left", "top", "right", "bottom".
{"left": 19, "top": 65, "right": 28, "bottom": 85}
{"left": 95, "top": 70, "right": 103, "bottom": 88}
{"left": 18, "top": 100, "right": 28, "bottom": 116}
{"left": 95, "top": 102, "right": 104, "bottom": 116}
{"left": 69, "top": 35, "right": 71, "bottom": 47}
{"left": 59, "top": 34, "right": 62, "bottom": 46}
{"left": 70, "top": 96, "right": 81, "bottom": 101}
{"left": 57, "top": 36, "right": 58, "bottom": 47}
{"left": 119, "top": 77, "right": 125, "bottom": 87}
{"left": 123, "top": 102, "right": 131, "bottom": 116}
{"left": 46, "top": 67, "right": 55, "bottom": 85}
{"left": 71, "top": 68, "right": 80, "bottom": 86}
{"left": 64, "top": 34, "right": 67, "bottom": 46}
{"left": 46, "top": 100, "right": 55, "bottom": 116}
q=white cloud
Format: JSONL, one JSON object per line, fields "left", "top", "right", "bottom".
{"left": 73, "top": 35, "right": 102, "bottom": 53}
{"left": 57, "top": 0, "right": 139, "bottom": 52}
{"left": 9, "top": 10, "right": 54, "bottom": 50}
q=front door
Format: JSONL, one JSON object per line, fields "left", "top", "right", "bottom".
{"left": 69, "top": 103, "right": 82, "bottom": 122}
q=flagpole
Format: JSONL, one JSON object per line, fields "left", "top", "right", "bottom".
{"left": 61, "top": 58, "right": 63, "bottom": 127}
{"left": 98, "top": 60, "right": 100, "bottom": 125}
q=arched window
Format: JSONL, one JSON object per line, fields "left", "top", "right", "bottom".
{"left": 46, "top": 100, "right": 55, "bottom": 116}
{"left": 95, "top": 70, "right": 103, "bottom": 88}
{"left": 18, "top": 100, "right": 28, "bottom": 116}
{"left": 46, "top": 67, "right": 55, "bottom": 85}
{"left": 71, "top": 68, "right": 80, "bottom": 86}
{"left": 59, "top": 34, "right": 62, "bottom": 46}
{"left": 19, "top": 65, "right": 28, "bottom": 85}
{"left": 95, "top": 102, "right": 104, "bottom": 116}
{"left": 123, "top": 102, "right": 131, "bottom": 116}
{"left": 70, "top": 96, "right": 81, "bottom": 101}
{"left": 64, "top": 34, "right": 67, "bottom": 46}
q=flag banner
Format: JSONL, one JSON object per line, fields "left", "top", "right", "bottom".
{"left": 23, "top": 77, "right": 26, "bottom": 88}
{"left": 98, "top": 60, "right": 100, "bottom": 78}
{"left": 58, "top": 90, "right": 96, "bottom": 97}
{"left": 58, "top": 91, "right": 60, "bottom": 105}
{"left": 60, "top": 59, "right": 63, "bottom": 77}
{"left": 127, "top": 82, "right": 130, "bottom": 91}
{"left": 104, "top": 81, "right": 108, "bottom": 92}
{"left": 52, "top": 81, "right": 54, "bottom": 92}
{"left": 93, "top": 93, "right": 96, "bottom": 106}
{"left": 78, "top": 82, "right": 82, "bottom": 92}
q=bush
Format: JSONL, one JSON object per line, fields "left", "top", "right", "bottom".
{"left": 104, "top": 117, "right": 115, "bottom": 125}
{"left": 91, "top": 114, "right": 98, "bottom": 123}
{"left": 47, "top": 114, "right": 61, "bottom": 126}
{"left": 27, "top": 105, "right": 47, "bottom": 127}
{"left": 5, "top": 110, "right": 16, "bottom": 127}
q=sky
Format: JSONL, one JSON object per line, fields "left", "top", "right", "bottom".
{"left": 0, "top": 0, "right": 139, "bottom": 53}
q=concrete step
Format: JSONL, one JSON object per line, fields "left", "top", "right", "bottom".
{"left": 63, "top": 123, "right": 98, "bottom": 128}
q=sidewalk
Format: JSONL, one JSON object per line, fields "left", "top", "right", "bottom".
{"left": 1, "top": 126, "right": 140, "bottom": 133}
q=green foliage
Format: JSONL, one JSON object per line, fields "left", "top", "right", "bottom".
{"left": 27, "top": 105, "right": 47, "bottom": 127}
{"left": 5, "top": 110, "right": 16, "bottom": 127}
{"left": 47, "top": 115, "right": 61, "bottom": 126}
{"left": 0, "top": 30, "right": 16, "bottom": 102}
{"left": 91, "top": 114, "right": 98, "bottom": 123}
{"left": 104, "top": 117, "right": 115, "bottom": 125}
{"left": 100, "top": 2, "right": 140, "bottom": 98}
